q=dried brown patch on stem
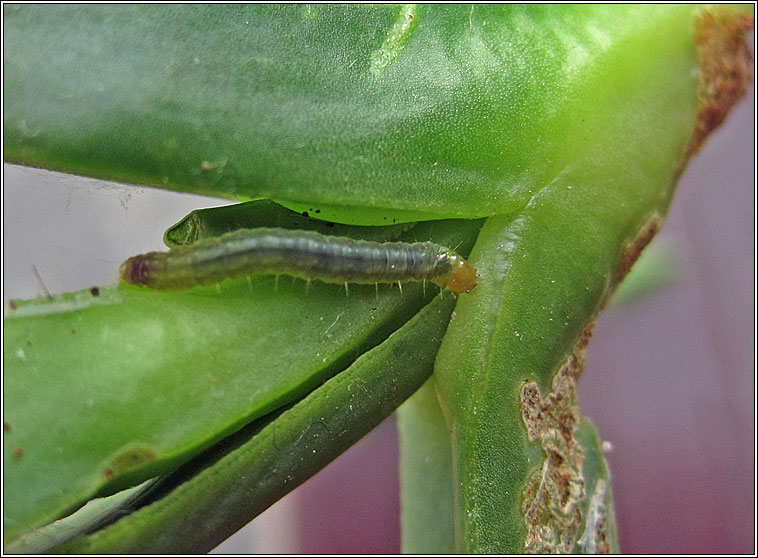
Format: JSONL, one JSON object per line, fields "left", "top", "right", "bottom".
{"left": 615, "top": 214, "right": 661, "bottom": 289}
{"left": 569, "top": 320, "right": 595, "bottom": 381}
{"left": 679, "top": 7, "right": 753, "bottom": 171}
{"left": 599, "top": 213, "right": 662, "bottom": 312}
{"left": 518, "top": 209, "right": 650, "bottom": 551}
{"left": 520, "top": 344, "right": 590, "bottom": 553}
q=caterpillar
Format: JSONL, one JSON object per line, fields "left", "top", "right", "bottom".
{"left": 119, "top": 227, "right": 477, "bottom": 293}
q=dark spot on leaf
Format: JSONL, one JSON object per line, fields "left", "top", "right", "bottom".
{"left": 106, "top": 446, "right": 158, "bottom": 478}
{"left": 301, "top": 211, "right": 309, "bottom": 217}
{"left": 13, "top": 447, "right": 23, "bottom": 458}
{"left": 8, "top": 299, "right": 17, "bottom": 310}
{"left": 90, "top": 286, "right": 100, "bottom": 296}
{"left": 4, "top": 422, "right": 11, "bottom": 432}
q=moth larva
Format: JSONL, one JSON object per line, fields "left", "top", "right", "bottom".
{"left": 120, "top": 227, "right": 477, "bottom": 293}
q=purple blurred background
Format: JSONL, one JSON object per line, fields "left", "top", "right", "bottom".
{"left": 579, "top": 85, "right": 755, "bottom": 553}
{"left": 3, "top": 65, "right": 753, "bottom": 558}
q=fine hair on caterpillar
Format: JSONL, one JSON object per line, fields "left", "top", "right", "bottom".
{"left": 119, "top": 227, "right": 477, "bottom": 293}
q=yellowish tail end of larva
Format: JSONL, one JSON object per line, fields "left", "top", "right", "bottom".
{"left": 435, "top": 256, "right": 478, "bottom": 294}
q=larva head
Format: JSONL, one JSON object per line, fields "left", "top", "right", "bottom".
{"left": 436, "top": 254, "right": 477, "bottom": 293}
{"left": 119, "top": 254, "right": 163, "bottom": 288}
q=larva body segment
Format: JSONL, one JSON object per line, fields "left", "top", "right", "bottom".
{"left": 120, "top": 228, "right": 477, "bottom": 293}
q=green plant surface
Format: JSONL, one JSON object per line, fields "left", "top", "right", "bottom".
{"left": 162, "top": 199, "right": 418, "bottom": 247}
{"left": 397, "top": 378, "right": 456, "bottom": 553}
{"left": 574, "top": 418, "right": 619, "bottom": 554}
{"left": 2, "top": 3, "right": 752, "bottom": 553}
{"left": 606, "top": 238, "right": 684, "bottom": 306}
{"left": 3, "top": 212, "right": 481, "bottom": 543}
{"left": 4, "top": 4, "right": 734, "bottom": 224}
{"left": 6, "top": 293, "right": 457, "bottom": 554}
{"left": 427, "top": 4, "right": 752, "bottom": 553}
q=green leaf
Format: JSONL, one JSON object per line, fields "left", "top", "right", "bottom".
{"left": 0, "top": 5, "right": 712, "bottom": 224}
{"left": 3, "top": 4, "right": 752, "bottom": 553}
{"left": 162, "top": 199, "right": 418, "bottom": 247}
{"left": 3, "top": 211, "right": 481, "bottom": 543}
{"left": 8, "top": 293, "right": 458, "bottom": 554}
